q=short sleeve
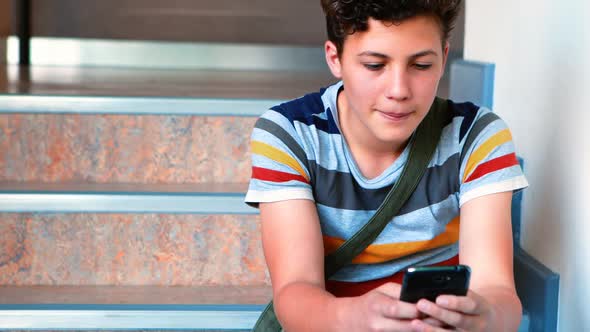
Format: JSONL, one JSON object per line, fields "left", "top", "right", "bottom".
{"left": 244, "top": 109, "right": 314, "bottom": 208}
{"left": 458, "top": 108, "right": 529, "bottom": 206}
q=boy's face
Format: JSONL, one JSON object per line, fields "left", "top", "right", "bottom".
{"left": 325, "top": 15, "right": 448, "bottom": 150}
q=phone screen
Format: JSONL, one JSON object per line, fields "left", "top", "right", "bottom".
{"left": 400, "top": 265, "right": 471, "bottom": 303}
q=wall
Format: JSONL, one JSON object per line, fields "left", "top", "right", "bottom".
{"left": 21, "top": 0, "right": 326, "bottom": 45}
{"left": 0, "top": 0, "right": 9, "bottom": 37}
{"left": 463, "top": 0, "right": 589, "bottom": 330}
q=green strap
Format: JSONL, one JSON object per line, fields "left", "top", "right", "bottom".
{"left": 253, "top": 98, "right": 451, "bottom": 331}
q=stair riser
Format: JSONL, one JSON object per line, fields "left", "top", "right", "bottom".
{"left": 0, "top": 213, "right": 268, "bottom": 286}
{"left": 0, "top": 114, "right": 256, "bottom": 183}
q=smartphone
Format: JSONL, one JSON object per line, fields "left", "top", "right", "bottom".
{"left": 400, "top": 264, "right": 471, "bottom": 303}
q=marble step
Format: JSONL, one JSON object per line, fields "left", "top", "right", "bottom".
{"left": 0, "top": 212, "right": 267, "bottom": 286}
{"left": 0, "top": 65, "right": 335, "bottom": 184}
{"left": 0, "top": 113, "right": 257, "bottom": 184}
{"left": 0, "top": 182, "right": 532, "bottom": 331}
{"left": 0, "top": 285, "right": 270, "bottom": 330}
{"left": 0, "top": 182, "right": 267, "bottom": 287}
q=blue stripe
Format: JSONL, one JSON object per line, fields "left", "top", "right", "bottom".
{"left": 312, "top": 153, "right": 461, "bottom": 214}
{"left": 318, "top": 195, "right": 459, "bottom": 243}
{"left": 270, "top": 88, "right": 341, "bottom": 134}
{"left": 399, "top": 153, "right": 461, "bottom": 215}
{"left": 311, "top": 160, "right": 392, "bottom": 210}
{"left": 450, "top": 100, "right": 481, "bottom": 142}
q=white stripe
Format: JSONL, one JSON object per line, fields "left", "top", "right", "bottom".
{"left": 459, "top": 176, "right": 529, "bottom": 206}
{"left": 244, "top": 189, "right": 314, "bottom": 204}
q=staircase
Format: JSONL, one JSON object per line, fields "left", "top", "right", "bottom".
{"left": 0, "top": 56, "right": 550, "bottom": 332}
{"left": 0, "top": 63, "right": 335, "bottom": 330}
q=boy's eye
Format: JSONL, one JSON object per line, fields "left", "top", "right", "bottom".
{"left": 414, "top": 63, "right": 433, "bottom": 70}
{"left": 363, "top": 63, "right": 385, "bottom": 71}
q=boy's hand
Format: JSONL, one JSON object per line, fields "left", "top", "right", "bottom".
{"left": 341, "top": 282, "right": 428, "bottom": 332}
{"left": 410, "top": 290, "right": 494, "bottom": 332}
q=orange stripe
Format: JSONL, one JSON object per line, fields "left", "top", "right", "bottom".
{"left": 323, "top": 217, "right": 460, "bottom": 264}
{"left": 326, "top": 255, "right": 460, "bottom": 297}
{"left": 251, "top": 140, "right": 309, "bottom": 181}
{"left": 463, "top": 129, "right": 512, "bottom": 182}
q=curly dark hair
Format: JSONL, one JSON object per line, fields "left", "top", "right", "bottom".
{"left": 320, "top": 0, "right": 462, "bottom": 55}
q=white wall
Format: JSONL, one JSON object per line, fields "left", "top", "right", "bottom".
{"left": 463, "top": 0, "right": 589, "bottom": 330}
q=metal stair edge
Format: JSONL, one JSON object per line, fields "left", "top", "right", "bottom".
{"left": 0, "top": 182, "right": 257, "bottom": 214}
{"left": 0, "top": 94, "right": 282, "bottom": 117}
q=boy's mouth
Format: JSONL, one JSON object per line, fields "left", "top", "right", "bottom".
{"left": 378, "top": 110, "right": 414, "bottom": 121}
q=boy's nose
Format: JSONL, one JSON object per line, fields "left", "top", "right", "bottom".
{"left": 385, "top": 69, "right": 411, "bottom": 101}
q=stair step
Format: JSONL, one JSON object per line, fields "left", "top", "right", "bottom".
{"left": 0, "top": 285, "right": 271, "bottom": 305}
{"left": 0, "top": 286, "right": 270, "bottom": 330}
{"left": 0, "top": 209, "right": 267, "bottom": 286}
{"left": 0, "top": 94, "right": 278, "bottom": 116}
{"left": 0, "top": 65, "right": 335, "bottom": 185}
{"left": 0, "top": 182, "right": 256, "bottom": 214}
{"left": 0, "top": 113, "right": 257, "bottom": 184}
{"left": 0, "top": 183, "right": 265, "bottom": 284}
{"left": 0, "top": 308, "right": 259, "bottom": 330}
{"left": 1, "top": 65, "right": 335, "bottom": 99}
{"left": 0, "top": 286, "right": 529, "bottom": 331}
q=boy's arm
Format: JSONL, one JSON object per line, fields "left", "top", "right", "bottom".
{"left": 459, "top": 191, "right": 522, "bottom": 331}
{"left": 260, "top": 199, "right": 339, "bottom": 331}
{"left": 260, "top": 199, "right": 421, "bottom": 332}
{"left": 411, "top": 191, "right": 522, "bottom": 332}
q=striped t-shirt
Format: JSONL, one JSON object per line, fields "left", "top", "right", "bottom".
{"left": 245, "top": 81, "right": 528, "bottom": 282}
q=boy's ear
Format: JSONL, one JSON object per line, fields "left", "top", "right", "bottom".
{"left": 324, "top": 40, "right": 343, "bottom": 79}
{"left": 441, "top": 41, "right": 450, "bottom": 75}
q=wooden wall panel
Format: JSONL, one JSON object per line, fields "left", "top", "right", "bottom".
{"left": 24, "top": 0, "right": 465, "bottom": 49}
{"left": 30, "top": 0, "right": 327, "bottom": 45}
{"left": 0, "top": 0, "right": 10, "bottom": 37}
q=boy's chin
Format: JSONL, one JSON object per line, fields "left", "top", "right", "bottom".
{"left": 375, "top": 133, "right": 414, "bottom": 147}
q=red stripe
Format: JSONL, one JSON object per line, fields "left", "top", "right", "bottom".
{"left": 252, "top": 166, "right": 309, "bottom": 184}
{"left": 464, "top": 153, "right": 519, "bottom": 183}
{"left": 325, "top": 255, "right": 460, "bottom": 298}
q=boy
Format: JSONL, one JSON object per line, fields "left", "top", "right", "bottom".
{"left": 245, "top": 0, "right": 528, "bottom": 330}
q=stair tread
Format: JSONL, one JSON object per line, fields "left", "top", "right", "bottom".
{"left": 0, "top": 286, "right": 529, "bottom": 331}
{"left": 0, "top": 287, "right": 267, "bottom": 330}
{"left": 0, "top": 181, "right": 249, "bottom": 194}
{"left": 0, "top": 65, "right": 335, "bottom": 99}
{"left": 0, "top": 182, "right": 257, "bottom": 213}
{"left": 0, "top": 285, "right": 271, "bottom": 305}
